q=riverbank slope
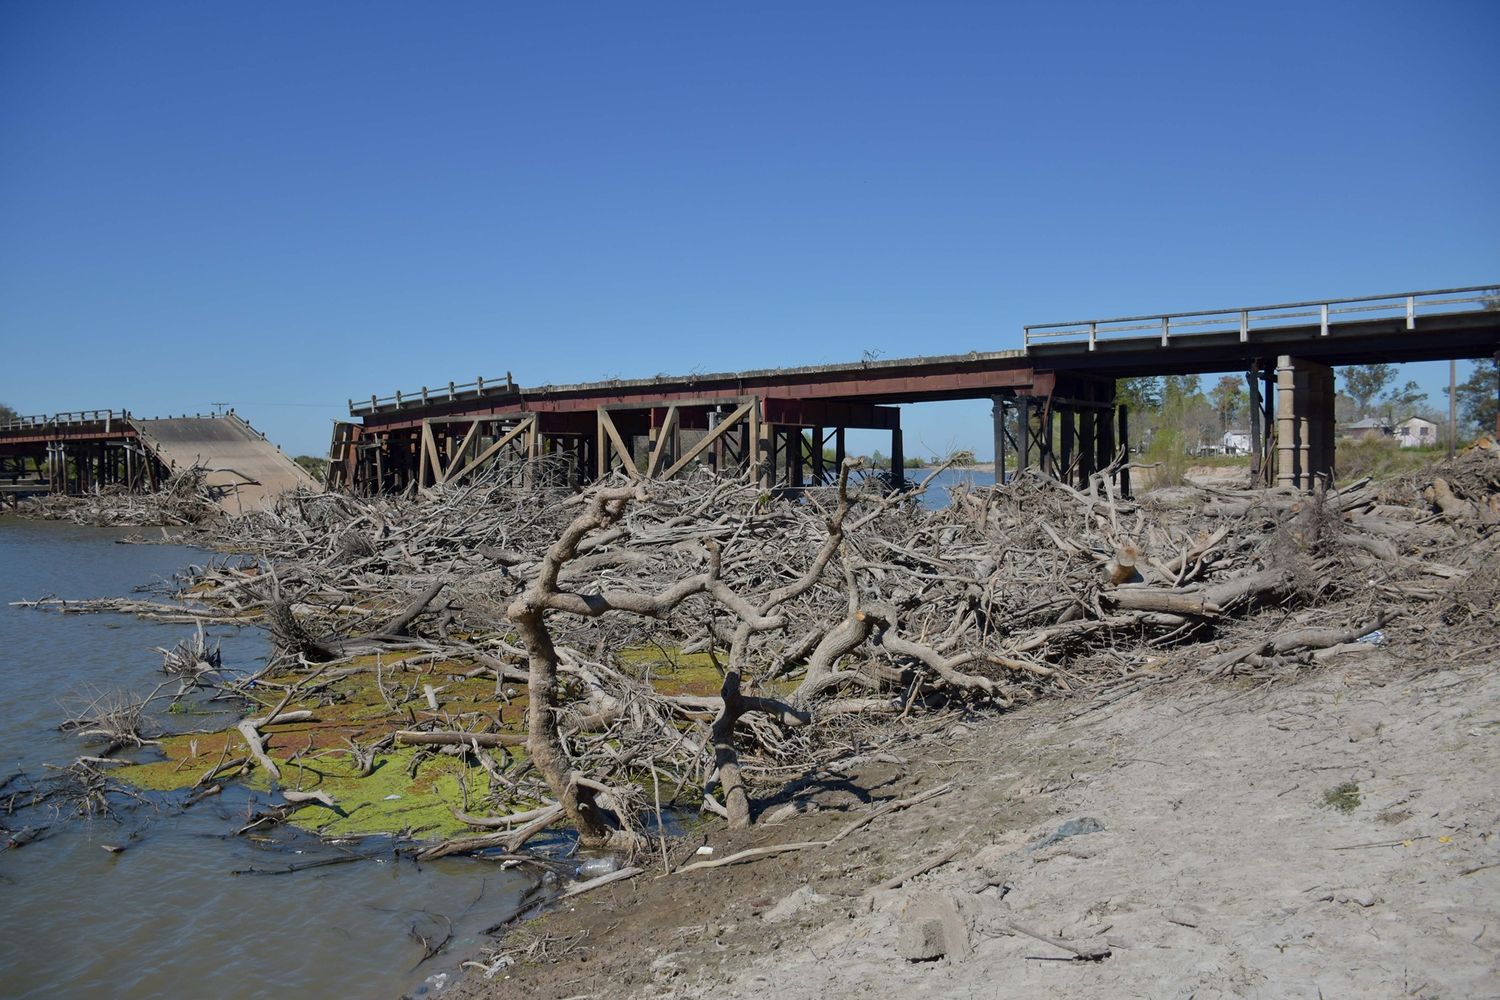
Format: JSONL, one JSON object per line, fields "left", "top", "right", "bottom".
{"left": 449, "top": 646, "right": 1500, "bottom": 999}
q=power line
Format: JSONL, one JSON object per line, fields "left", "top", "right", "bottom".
{"left": 197, "top": 401, "right": 341, "bottom": 409}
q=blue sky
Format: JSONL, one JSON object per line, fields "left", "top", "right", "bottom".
{"left": 2, "top": 0, "right": 1496, "bottom": 458}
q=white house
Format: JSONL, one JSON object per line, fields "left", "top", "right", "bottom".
{"left": 1397, "top": 416, "right": 1439, "bottom": 449}
{"left": 1223, "top": 429, "right": 1252, "bottom": 454}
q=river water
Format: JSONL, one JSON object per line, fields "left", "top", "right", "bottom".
{"left": 0, "top": 519, "right": 533, "bottom": 1000}
{"left": 913, "top": 467, "right": 997, "bottom": 508}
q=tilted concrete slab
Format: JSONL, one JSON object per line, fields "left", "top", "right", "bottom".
{"left": 132, "top": 414, "right": 321, "bottom": 513}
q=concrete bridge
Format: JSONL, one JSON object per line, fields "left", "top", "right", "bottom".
{"left": 330, "top": 285, "right": 1498, "bottom": 496}
{"left": 0, "top": 411, "right": 320, "bottom": 512}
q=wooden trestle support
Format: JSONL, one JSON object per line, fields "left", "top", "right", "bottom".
{"left": 330, "top": 395, "right": 912, "bottom": 494}
{"left": 0, "top": 424, "right": 164, "bottom": 503}
{"left": 991, "top": 375, "right": 1133, "bottom": 495}
{"left": 331, "top": 379, "right": 1149, "bottom": 497}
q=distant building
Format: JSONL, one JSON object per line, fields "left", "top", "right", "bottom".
{"left": 1340, "top": 417, "right": 1392, "bottom": 441}
{"left": 1396, "top": 416, "right": 1439, "bottom": 448}
{"left": 1223, "top": 429, "right": 1252, "bottom": 454}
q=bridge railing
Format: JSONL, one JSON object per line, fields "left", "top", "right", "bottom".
{"left": 1023, "top": 285, "right": 1498, "bottom": 351}
{"left": 0, "top": 409, "right": 132, "bottom": 433}
{"left": 348, "top": 375, "right": 516, "bottom": 417}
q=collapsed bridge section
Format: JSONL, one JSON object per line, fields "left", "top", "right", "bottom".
{"left": 0, "top": 410, "right": 320, "bottom": 512}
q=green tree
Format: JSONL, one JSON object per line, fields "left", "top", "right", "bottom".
{"left": 1379, "top": 380, "right": 1426, "bottom": 424}
{"left": 1340, "top": 364, "right": 1395, "bottom": 417}
{"left": 1449, "top": 359, "right": 1499, "bottom": 435}
{"left": 1116, "top": 377, "right": 1162, "bottom": 412}
{"left": 1209, "top": 375, "right": 1247, "bottom": 431}
{"left": 0, "top": 401, "right": 16, "bottom": 424}
{"left": 1462, "top": 288, "right": 1498, "bottom": 434}
{"left": 1161, "top": 374, "right": 1201, "bottom": 406}
{"left": 1152, "top": 374, "right": 1200, "bottom": 401}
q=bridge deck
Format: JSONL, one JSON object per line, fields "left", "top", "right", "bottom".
{"left": 349, "top": 285, "right": 1498, "bottom": 430}
{"left": 333, "top": 283, "right": 1497, "bottom": 495}
{"left": 351, "top": 348, "right": 1038, "bottom": 430}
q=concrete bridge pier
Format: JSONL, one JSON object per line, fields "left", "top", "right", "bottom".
{"left": 1275, "top": 355, "right": 1336, "bottom": 490}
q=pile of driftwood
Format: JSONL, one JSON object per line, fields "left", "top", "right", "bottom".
{"left": 15, "top": 465, "right": 223, "bottom": 526}
{"left": 16, "top": 443, "right": 1500, "bottom": 858}
{"left": 131, "top": 449, "right": 1500, "bottom": 841}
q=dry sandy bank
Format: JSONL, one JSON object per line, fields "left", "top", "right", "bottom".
{"left": 447, "top": 649, "right": 1500, "bottom": 1000}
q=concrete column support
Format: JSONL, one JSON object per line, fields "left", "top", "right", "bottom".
{"left": 1276, "top": 355, "right": 1336, "bottom": 490}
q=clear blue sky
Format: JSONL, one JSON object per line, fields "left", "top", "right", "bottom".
{"left": 2, "top": 0, "right": 1496, "bottom": 458}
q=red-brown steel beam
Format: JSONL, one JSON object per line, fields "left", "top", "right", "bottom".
{"left": 761, "top": 397, "right": 900, "bottom": 430}
{"left": 356, "top": 363, "right": 1044, "bottom": 432}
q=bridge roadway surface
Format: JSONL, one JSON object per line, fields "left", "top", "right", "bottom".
{"left": 132, "top": 415, "right": 321, "bottom": 512}
{"left": 350, "top": 286, "right": 1500, "bottom": 431}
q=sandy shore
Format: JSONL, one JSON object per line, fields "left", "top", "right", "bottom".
{"left": 444, "top": 647, "right": 1500, "bottom": 999}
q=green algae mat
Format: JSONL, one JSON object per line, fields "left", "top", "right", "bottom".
{"left": 115, "top": 646, "right": 733, "bottom": 839}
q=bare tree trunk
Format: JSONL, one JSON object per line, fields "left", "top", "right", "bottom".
{"left": 510, "top": 593, "right": 617, "bottom": 846}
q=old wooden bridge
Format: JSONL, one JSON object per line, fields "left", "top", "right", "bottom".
{"left": 329, "top": 285, "right": 1498, "bottom": 496}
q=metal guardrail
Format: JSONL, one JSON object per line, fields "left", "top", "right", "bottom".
{"left": 0, "top": 409, "right": 132, "bottom": 432}
{"left": 348, "top": 374, "right": 518, "bottom": 417}
{"left": 0, "top": 410, "right": 249, "bottom": 434}
{"left": 1023, "top": 285, "right": 1498, "bottom": 351}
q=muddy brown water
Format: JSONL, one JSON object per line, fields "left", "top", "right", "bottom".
{"left": 0, "top": 520, "right": 535, "bottom": 999}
